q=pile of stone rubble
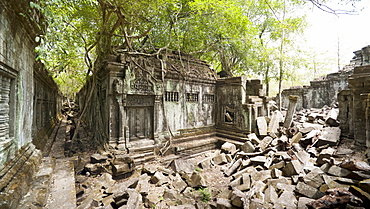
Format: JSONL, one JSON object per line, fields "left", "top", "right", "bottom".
{"left": 76, "top": 105, "right": 370, "bottom": 209}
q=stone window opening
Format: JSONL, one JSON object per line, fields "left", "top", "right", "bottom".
{"left": 186, "top": 93, "right": 198, "bottom": 102}
{"left": 203, "top": 94, "right": 215, "bottom": 103}
{"left": 224, "top": 106, "right": 235, "bottom": 123}
{"left": 165, "top": 92, "right": 179, "bottom": 102}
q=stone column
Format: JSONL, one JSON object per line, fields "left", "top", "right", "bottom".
{"left": 153, "top": 95, "right": 162, "bottom": 144}
{"left": 366, "top": 93, "right": 370, "bottom": 156}
{"left": 283, "top": 95, "right": 299, "bottom": 128}
{"left": 247, "top": 104, "right": 253, "bottom": 133}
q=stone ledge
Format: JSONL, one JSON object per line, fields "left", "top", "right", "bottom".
{"left": 0, "top": 143, "right": 41, "bottom": 209}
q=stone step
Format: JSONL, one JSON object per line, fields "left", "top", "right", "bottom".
{"left": 45, "top": 158, "right": 76, "bottom": 209}
{"left": 18, "top": 157, "right": 55, "bottom": 208}
{"left": 134, "top": 154, "right": 156, "bottom": 165}
{"left": 172, "top": 132, "right": 216, "bottom": 145}
{"left": 129, "top": 139, "right": 154, "bottom": 148}
{"left": 215, "top": 136, "right": 245, "bottom": 147}
{"left": 129, "top": 144, "right": 155, "bottom": 154}
{"left": 177, "top": 142, "right": 217, "bottom": 158}
{"left": 173, "top": 137, "right": 218, "bottom": 157}
{"left": 217, "top": 129, "right": 247, "bottom": 138}
{"left": 216, "top": 131, "right": 249, "bottom": 144}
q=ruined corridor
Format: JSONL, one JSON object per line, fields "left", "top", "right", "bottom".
{"left": 1, "top": 0, "right": 370, "bottom": 209}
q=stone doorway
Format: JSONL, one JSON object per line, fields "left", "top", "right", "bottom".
{"left": 126, "top": 95, "right": 154, "bottom": 141}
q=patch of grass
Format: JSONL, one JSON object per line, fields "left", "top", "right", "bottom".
{"left": 197, "top": 187, "right": 211, "bottom": 203}
{"left": 195, "top": 167, "right": 203, "bottom": 172}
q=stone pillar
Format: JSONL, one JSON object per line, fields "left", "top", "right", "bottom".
{"left": 153, "top": 95, "right": 162, "bottom": 144}
{"left": 247, "top": 104, "right": 253, "bottom": 133}
{"left": 283, "top": 95, "right": 299, "bottom": 128}
{"left": 366, "top": 93, "right": 370, "bottom": 156}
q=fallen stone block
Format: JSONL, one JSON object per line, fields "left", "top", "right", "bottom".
{"left": 142, "top": 163, "right": 157, "bottom": 174}
{"left": 113, "top": 154, "right": 134, "bottom": 164}
{"left": 264, "top": 185, "right": 278, "bottom": 204}
{"left": 144, "top": 188, "right": 165, "bottom": 208}
{"left": 163, "top": 189, "right": 179, "bottom": 201}
{"left": 276, "top": 190, "right": 297, "bottom": 208}
{"left": 84, "top": 163, "right": 103, "bottom": 175}
{"left": 258, "top": 136, "right": 273, "bottom": 151}
{"left": 296, "top": 182, "right": 325, "bottom": 199}
{"left": 325, "top": 108, "right": 340, "bottom": 127}
{"left": 303, "top": 167, "right": 324, "bottom": 188}
{"left": 317, "top": 147, "right": 336, "bottom": 165}
{"left": 340, "top": 159, "right": 370, "bottom": 172}
{"left": 271, "top": 168, "right": 282, "bottom": 179}
{"left": 106, "top": 176, "right": 139, "bottom": 194}
{"left": 256, "top": 117, "right": 268, "bottom": 136}
{"left": 112, "top": 163, "right": 133, "bottom": 177}
{"left": 212, "top": 153, "right": 228, "bottom": 165}
{"left": 221, "top": 142, "right": 237, "bottom": 154}
{"left": 349, "top": 186, "right": 370, "bottom": 206}
{"left": 250, "top": 198, "right": 271, "bottom": 208}
{"left": 298, "top": 197, "right": 314, "bottom": 209}
{"left": 276, "top": 182, "right": 296, "bottom": 192}
{"left": 250, "top": 156, "right": 267, "bottom": 166}
{"left": 90, "top": 153, "right": 108, "bottom": 164}
{"left": 269, "top": 161, "right": 285, "bottom": 170}
{"left": 169, "top": 205, "right": 196, "bottom": 209}
{"left": 251, "top": 170, "right": 271, "bottom": 184}
{"left": 307, "top": 188, "right": 363, "bottom": 209}
{"left": 247, "top": 133, "right": 261, "bottom": 145}
{"left": 170, "top": 173, "right": 187, "bottom": 192}
{"left": 186, "top": 172, "right": 207, "bottom": 188}
{"left": 322, "top": 174, "right": 349, "bottom": 190}
{"left": 314, "top": 127, "right": 341, "bottom": 147}
{"left": 358, "top": 179, "right": 370, "bottom": 194}
{"left": 296, "top": 150, "right": 311, "bottom": 165}
{"left": 216, "top": 198, "right": 232, "bottom": 208}
{"left": 229, "top": 176, "right": 242, "bottom": 188}
{"left": 150, "top": 171, "right": 169, "bottom": 186}
{"left": 282, "top": 160, "right": 303, "bottom": 176}
{"left": 268, "top": 110, "right": 284, "bottom": 134}
{"left": 267, "top": 178, "right": 290, "bottom": 188}
{"left": 98, "top": 173, "right": 115, "bottom": 189}
{"left": 231, "top": 189, "right": 246, "bottom": 208}
{"left": 327, "top": 165, "right": 351, "bottom": 177}
{"left": 290, "top": 132, "right": 302, "bottom": 145}
{"left": 232, "top": 166, "right": 257, "bottom": 180}
{"left": 121, "top": 189, "right": 141, "bottom": 209}
{"left": 224, "top": 158, "right": 242, "bottom": 177}
{"left": 241, "top": 141, "right": 255, "bottom": 153}
{"left": 252, "top": 180, "right": 266, "bottom": 199}
{"left": 170, "top": 159, "right": 195, "bottom": 174}
{"left": 197, "top": 157, "right": 213, "bottom": 169}
{"left": 136, "top": 173, "right": 150, "bottom": 195}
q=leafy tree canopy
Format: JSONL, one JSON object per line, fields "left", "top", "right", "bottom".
{"left": 33, "top": 0, "right": 359, "bottom": 97}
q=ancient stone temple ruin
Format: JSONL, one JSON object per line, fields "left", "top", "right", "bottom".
{"left": 338, "top": 66, "right": 370, "bottom": 153}
{"left": 77, "top": 51, "right": 270, "bottom": 159}
{"left": 280, "top": 45, "right": 370, "bottom": 110}
{"left": 0, "top": 0, "right": 61, "bottom": 207}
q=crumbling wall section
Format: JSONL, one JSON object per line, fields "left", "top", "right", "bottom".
{"left": 281, "top": 45, "right": 370, "bottom": 110}
{"left": 77, "top": 51, "right": 217, "bottom": 150}
{"left": 281, "top": 71, "right": 350, "bottom": 110}
{"left": 338, "top": 65, "right": 370, "bottom": 157}
{"left": 0, "top": 0, "right": 61, "bottom": 207}
{"left": 216, "top": 77, "right": 269, "bottom": 135}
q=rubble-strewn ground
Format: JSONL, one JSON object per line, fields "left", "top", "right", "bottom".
{"left": 73, "top": 105, "right": 370, "bottom": 209}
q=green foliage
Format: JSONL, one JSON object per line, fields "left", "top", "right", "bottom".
{"left": 195, "top": 167, "right": 203, "bottom": 172}
{"left": 35, "top": 0, "right": 310, "bottom": 96}
{"left": 197, "top": 187, "right": 211, "bottom": 203}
